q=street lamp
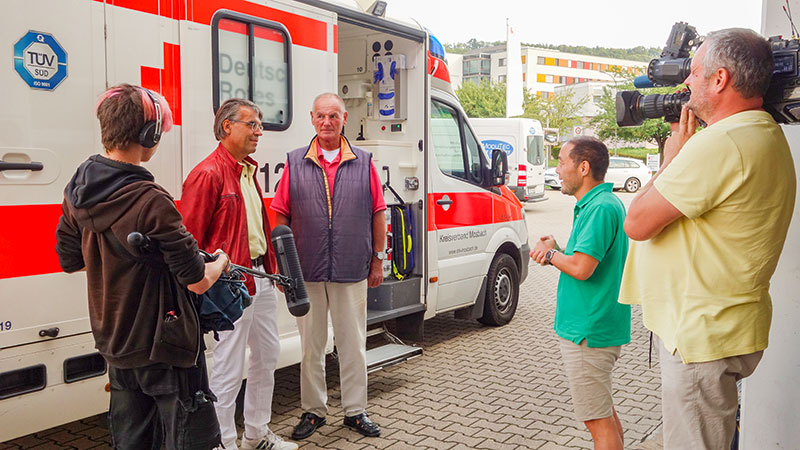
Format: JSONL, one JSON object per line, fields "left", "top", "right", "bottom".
{"left": 598, "top": 71, "right": 619, "bottom": 156}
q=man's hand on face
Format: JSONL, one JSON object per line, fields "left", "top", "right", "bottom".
{"left": 530, "top": 235, "right": 556, "bottom": 266}
{"left": 663, "top": 105, "right": 698, "bottom": 165}
{"left": 368, "top": 257, "right": 383, "bottom": 288}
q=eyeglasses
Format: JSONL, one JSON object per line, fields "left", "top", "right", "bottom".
{"left": 228, "top": 119, "right": 264, "bottom": 132}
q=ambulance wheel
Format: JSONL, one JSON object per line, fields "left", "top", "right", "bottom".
{"left": 478, "top": 253, "right": 519, "bottom": 326}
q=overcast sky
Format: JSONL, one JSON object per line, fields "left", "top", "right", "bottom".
{"left": 388, "top": 0, "right": 768, "bottom": 49}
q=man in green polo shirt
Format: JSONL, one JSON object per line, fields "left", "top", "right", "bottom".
{"left": 531, "top": 136, "right": 630, "bottom": 450}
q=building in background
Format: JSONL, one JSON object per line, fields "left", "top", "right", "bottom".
{"left": 451, "top": 46, "right": 647, "bottom": 146}
{"left": 454, "top": 45, "right": 646, "bottom": 97}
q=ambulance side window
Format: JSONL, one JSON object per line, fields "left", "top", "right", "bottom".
{"left": 212, "top": 12, "right": 292, "bottom": 131}
{"left": 430, "top": 99, "right": 485, "bottom": 185}
{"left": 430, "top": 100, "right": 466, "bottom": 179}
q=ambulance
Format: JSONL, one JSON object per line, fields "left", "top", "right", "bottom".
{"left": 0, "top": 0, "right": 530, "bottom": 440}
{"left": 469, "top": 118, "right": 547, "bottom": 204}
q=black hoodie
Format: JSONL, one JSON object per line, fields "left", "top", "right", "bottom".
{"left": 56, "top": 155, "right": 205, "bottom": 368}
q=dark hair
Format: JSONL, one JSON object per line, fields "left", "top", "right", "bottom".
{"left": 567, "top": 136, "right": 609, "bottom": 181}
{"left": 95, "top": 84, "right": 173, "bottom": 150}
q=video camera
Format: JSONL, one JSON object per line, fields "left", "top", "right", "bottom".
{"left": 616, "top": 22, "right": 800, "bottom": 127}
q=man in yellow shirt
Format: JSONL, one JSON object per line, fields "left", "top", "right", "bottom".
{"left": 621, "top": 29, "right": 796, "bottom": 449}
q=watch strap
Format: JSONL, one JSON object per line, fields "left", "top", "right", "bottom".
{"left": 545, "top": 248, "right": 557, "bottom": 265}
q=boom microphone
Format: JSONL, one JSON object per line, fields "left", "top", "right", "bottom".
{"left": 270, "top": 225, "right": 310, "bottom": 317}
{"left": 127, "top": 232, "right": 153, "bottom": 251}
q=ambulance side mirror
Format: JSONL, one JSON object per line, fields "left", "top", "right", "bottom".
{"left": 490, "top": 149, "right": 508, "bottom": 186}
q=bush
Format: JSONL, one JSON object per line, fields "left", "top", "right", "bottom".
{"left": 612, "top": 147, "right": 658, "bottom": 161}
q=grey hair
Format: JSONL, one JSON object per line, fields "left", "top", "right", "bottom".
{"left": 312, "top": 92, "right": 346, "bottom": 113}
{"left": 702, "top": 28, "right": 773, "bottom": 99}
{"left": 214, "top": 98, "right": 263, "bottom": 140}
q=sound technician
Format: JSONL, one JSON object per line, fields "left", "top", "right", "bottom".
{"left": 56, "top": 84, "right": 228, "bottom": 450}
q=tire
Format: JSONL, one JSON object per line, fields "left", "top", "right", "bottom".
{"left": 624, "top": 177, "right": 641, "bottom": 193}
{"left": 478, "top": 253, "right": 520, "bottom": 326}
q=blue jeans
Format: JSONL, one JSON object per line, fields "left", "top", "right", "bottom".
{"left": 108, "top": 358, "right": 220, "bottom": 450}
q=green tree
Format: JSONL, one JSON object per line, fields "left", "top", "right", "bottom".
{"left": 522, "top": 88, "right": 587, "bottom": 135}
{"left": 591, "top": 81, "right": 676, "bottom": 158}
{"left": 455, "top": 80, "right": 506, "bottom": 118}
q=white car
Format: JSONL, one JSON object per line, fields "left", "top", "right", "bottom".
{"left": 545, "top": 156, "right": 652, "bottom": 193}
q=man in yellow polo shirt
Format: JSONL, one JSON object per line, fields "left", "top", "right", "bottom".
{"left": 621, "top": 29, "right": 796, "bottom": 449}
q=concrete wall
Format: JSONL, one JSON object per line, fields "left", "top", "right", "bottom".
{"left": 740, "top": 2, "right": 800, "bottom": 448}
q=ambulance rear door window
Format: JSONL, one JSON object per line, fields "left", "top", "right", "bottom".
{"left": 212, "top": 11, "right": 292, "bottom": 131}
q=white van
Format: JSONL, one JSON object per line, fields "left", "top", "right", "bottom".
{"left": 0, "top": 0, "right": 529, "bottom": 440}
{"left": 470, "top": 118, "right": 547, "bottom": 203}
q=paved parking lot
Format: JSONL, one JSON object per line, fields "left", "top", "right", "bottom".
{"left": 2, "top": 190, "right": 664, "bottom": 449}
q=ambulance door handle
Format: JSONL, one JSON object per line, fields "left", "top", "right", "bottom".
{"left": 436, "top": 199, "right": 453, "bottom": 205}
{"left": 0, "top": 160, "right": 44, "bottom": 172}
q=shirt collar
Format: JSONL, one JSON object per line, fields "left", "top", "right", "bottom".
{"left": 576, "top": 182, "right": 613, "bottom": 210}
{"left": 215, "top": 142, "right": 258, "bottom": 173}
{"left": 304, "top": 135, "right": 358, "bottom": 167}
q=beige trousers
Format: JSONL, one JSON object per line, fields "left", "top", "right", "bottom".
{"left": 658, "top": 336, "right": 763, "bottom": 450}
{"left": 297, "top": 280, "right": 368, "bottom": 418}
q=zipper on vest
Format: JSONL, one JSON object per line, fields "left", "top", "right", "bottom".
{"left": 325, "top": 159, "right": 349, "bottom": 281}
{"left": 320, "top": 164, "right": 333, "bottom": 227}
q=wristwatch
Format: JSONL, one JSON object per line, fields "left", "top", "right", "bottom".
{"left": 544, "top": 248, "right": 557, "bottom": 265}
{"left": 373, "top": 251, "right": 386, "bottom": 261}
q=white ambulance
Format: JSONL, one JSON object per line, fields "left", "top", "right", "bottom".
{"left": 0, "top": 0, "right": 529, "bottom": 440}
{"left": 470, "top": 118, "right": 547, "bottom": 204}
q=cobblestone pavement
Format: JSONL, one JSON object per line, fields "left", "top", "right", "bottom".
{"left": 2, "top": 190, "right": 664, "bottom": 450}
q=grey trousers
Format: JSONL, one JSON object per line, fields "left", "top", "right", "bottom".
{"left": 657, "top": 337, "right": 763, "bottom": 450}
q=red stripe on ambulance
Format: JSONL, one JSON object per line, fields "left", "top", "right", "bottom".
{"left": 0, "top": 198, "right": 277, "bottom": 280}
{"left": 98, "top": 0, "right": 332, "bottom": 52}
{"left": 427, "top": 188, "right": 523, "bottom": 231}
{"left": 0, "top": 204, "right": 64, "bottom": 279}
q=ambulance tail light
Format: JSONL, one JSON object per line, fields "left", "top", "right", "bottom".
{"left": 517, "top": 165, "right": 527, "bottom": 187}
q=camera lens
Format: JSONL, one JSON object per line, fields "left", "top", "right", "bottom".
{"left": 647, "top": 57, "right": 693, "bottom": 86}
{"left": 616, "top": 90, "right": 690, "bottom": 126}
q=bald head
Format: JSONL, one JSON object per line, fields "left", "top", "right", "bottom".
{"left": 312, "top": 93, "right": 346, "bottom": 114}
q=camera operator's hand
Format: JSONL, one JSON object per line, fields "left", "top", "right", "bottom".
{"left": 663, "top": 105, "right": 698, "bottom": 166}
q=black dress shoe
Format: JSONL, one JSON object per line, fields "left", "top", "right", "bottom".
{"left": 291, "top": 412, "right": 326, "bottom": 440}
{"left": 343, "top": 412, "right": 380, "bottom": 437}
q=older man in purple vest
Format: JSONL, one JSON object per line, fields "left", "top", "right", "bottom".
{"left": 271, "top": 93, "right": 386, "bottom": 440}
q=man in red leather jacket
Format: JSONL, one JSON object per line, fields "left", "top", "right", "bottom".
{"left": 181, "top": 99, "right": 296, "bottom": 450}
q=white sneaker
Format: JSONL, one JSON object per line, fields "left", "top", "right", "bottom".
{"left": 240, "top": 429, "right": 298, "bottom": 450}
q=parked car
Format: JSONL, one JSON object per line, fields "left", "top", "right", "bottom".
{"left": 545, "top": 156, "right": 652, "bottom": 193}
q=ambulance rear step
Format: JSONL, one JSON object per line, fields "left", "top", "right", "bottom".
{"left": 366, "top": 343, "right": 422, "bottom": 374}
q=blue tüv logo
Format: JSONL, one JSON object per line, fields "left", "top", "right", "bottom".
{"left": 13, "top": 31, "right": 68, "bottom": 91}
{"left": 482, "top": 139, "right": 514, "bottom": 156}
